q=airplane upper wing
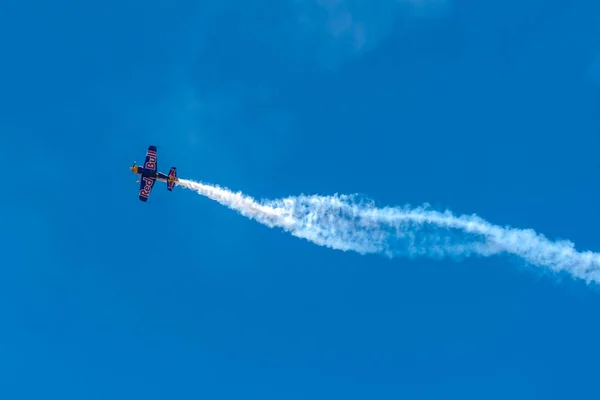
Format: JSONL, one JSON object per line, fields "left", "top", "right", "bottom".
{"left": 139, "top": 176, "right": 156, "bottom": 202}
{"left": 144, "top": 145, "right": 157, "bottom": 171}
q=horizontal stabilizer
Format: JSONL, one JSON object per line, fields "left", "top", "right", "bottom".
{"left": 167, "top": 167, "right": 178, "bottom": 191}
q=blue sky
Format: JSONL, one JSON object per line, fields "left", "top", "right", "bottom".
{"left": 1, "top": 0, "right": 600, "bottom": 398}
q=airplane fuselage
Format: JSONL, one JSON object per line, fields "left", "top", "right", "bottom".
{"left": 133, "top": 166, "right": 170, "bottom": 182}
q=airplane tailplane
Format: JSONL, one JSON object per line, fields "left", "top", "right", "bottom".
{"left": 167, "top": 167, "right": 177, "bottom": 191}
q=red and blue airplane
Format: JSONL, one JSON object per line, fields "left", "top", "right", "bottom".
{"left": 130, "top": 145, "right": 178, "bottom": 202}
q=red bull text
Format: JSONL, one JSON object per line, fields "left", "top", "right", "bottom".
{"left": 140, "top": 177, "right": 154, "bottom": 198}
{"left": 144, "top": 150, "right": 157, "bottom": 170}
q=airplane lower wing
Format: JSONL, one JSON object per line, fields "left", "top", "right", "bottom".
{"left": 139, "top": 176, "right": 156, "bottom": 202}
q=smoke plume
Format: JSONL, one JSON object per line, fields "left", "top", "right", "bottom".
{"left": 177, "top": 178, "right": 600, "bottom": 284}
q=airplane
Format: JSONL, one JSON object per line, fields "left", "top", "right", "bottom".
{"left": 130, "top": 145, "right": 178, "bottom": 202}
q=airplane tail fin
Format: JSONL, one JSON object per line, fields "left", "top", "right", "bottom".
{"left": 167, "top": 167, "right": 177, "bottom": 191}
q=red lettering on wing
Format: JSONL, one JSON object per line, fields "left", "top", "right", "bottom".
{"left": 140, "top": 177, "right": 154, "bottom": 197}
{"left": 145, "top": 151, "right": 157, "bottom": 169}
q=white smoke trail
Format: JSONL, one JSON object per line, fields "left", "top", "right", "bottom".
{"left": 177, "top": 178, "right": 600, "bottom": 284}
